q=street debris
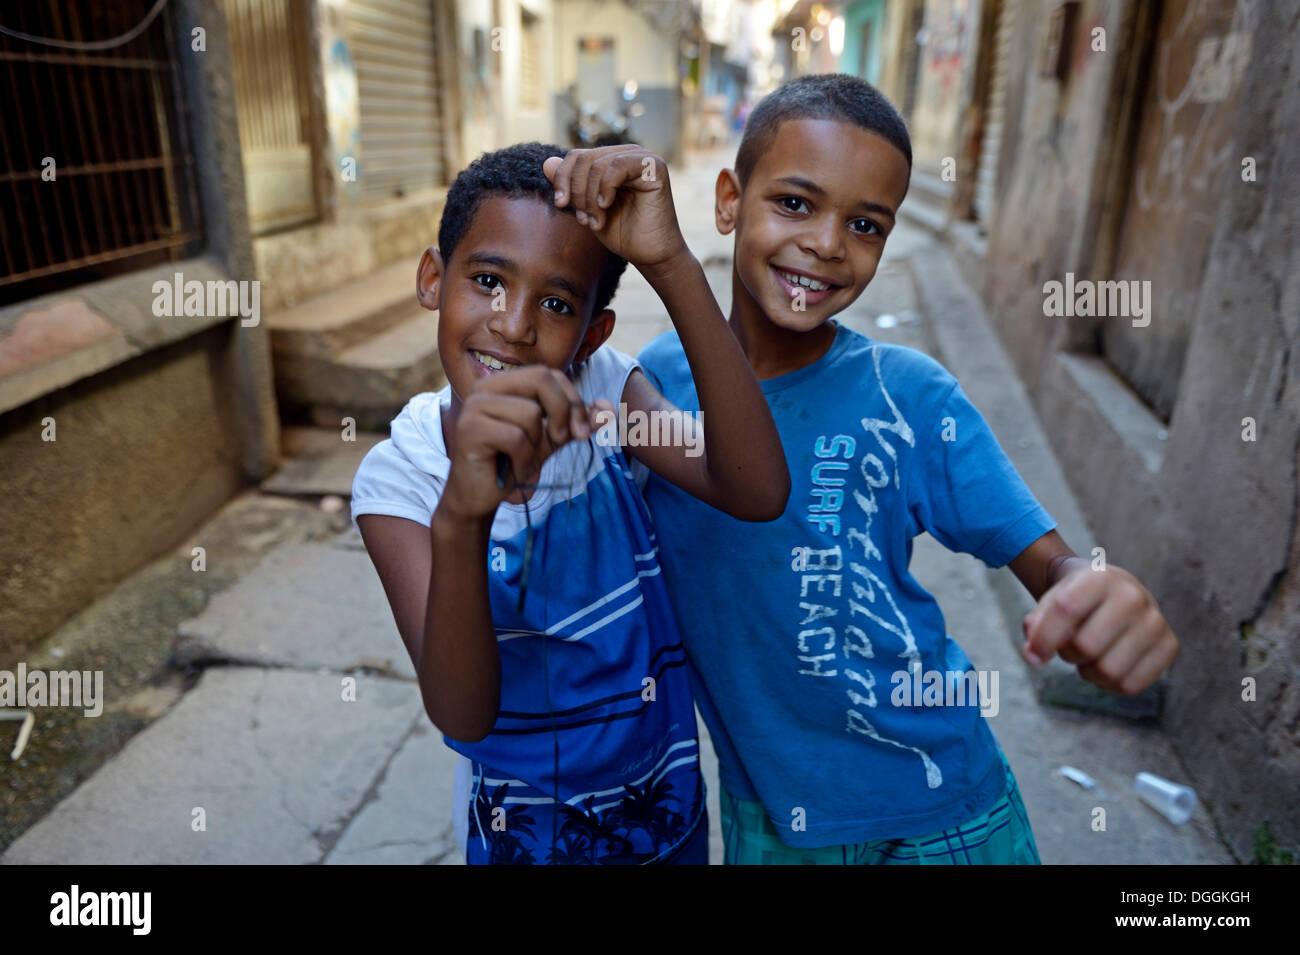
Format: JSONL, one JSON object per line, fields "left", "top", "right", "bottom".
{"left": 1056, "top": 765, "right": 1099, "bottom": 789}
{"left": 1135, "top": 771, "right": 1197, "bottom": 825}
{"left": 1, "top": 710, "right": 36, "bottom": 760}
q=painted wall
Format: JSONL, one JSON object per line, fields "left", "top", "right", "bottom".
{"left": 842, "top": 0, "right": 886, "bottom": 85}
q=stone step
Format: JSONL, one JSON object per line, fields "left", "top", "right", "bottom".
{"left": 266, "top": 261, "right": 419, "bottom": 359}
{"left": 273, "top": 309, "right": 444, "bottom": 431}
{"left": 260, "top": 427, "right": 386, "bottom": 497}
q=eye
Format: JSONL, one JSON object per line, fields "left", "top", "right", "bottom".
{"left": 541, "top": 296, "right": 574, "bottom": 316}
{"left": 850, "top": 218, "right": 883, "bottom": 236}
{"left": 777, "top": 195, "right": 810, "bottom": 214}
{"left": 471, "top": 273, "right": 503, "bottom": 292}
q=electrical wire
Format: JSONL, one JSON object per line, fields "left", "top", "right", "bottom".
{"left": 0, "top": 0, "right": 170, "bottom": 51}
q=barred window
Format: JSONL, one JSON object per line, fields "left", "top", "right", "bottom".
{"left": 0, "top": 0, "right": 202, "bottom": 306}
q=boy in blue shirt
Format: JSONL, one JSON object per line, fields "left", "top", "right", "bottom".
{"left": 638, "top": 75, "right": 1179, "bottom": 864}
{"left": 352, "top": 142, "right": 788, "bottom": 864}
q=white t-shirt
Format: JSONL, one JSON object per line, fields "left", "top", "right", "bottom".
{"left": 351, "top": 346, "right": 704, "bottom": 864}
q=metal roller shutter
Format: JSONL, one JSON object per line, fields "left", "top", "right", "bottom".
{"left": 344, "top": 0, "right": 446, "bottom": 200}
{"left": 973, "top": 0, "right": 1012, "bottom": 225}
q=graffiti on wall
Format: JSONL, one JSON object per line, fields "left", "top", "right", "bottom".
{"left": 1133, "top": 1, "right": 1255, "bottom": 220}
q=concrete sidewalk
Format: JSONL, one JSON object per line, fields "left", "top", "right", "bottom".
{"left": 1, "top": 151, "right": 1233, "bottom": 865}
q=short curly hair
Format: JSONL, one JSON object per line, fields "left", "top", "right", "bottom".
{"left": 437, "top": 142, "right": 629, "bottom": 316}
{"left": 735, "top": 74, "right": 912, "bottom": 188}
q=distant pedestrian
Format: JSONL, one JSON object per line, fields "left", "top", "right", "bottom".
{"left": 732, "top": 97, "right": 751, "bottom": 135}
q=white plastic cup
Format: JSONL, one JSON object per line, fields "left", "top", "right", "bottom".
{"left": 1135, "top": 772, "right": 1196, "bottom": 825}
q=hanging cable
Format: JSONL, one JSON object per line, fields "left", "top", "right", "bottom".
{"left": 0, "top": 0, "right": 169, "bottom": 51}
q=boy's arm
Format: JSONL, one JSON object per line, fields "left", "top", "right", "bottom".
{"left": 358, "top": 509, "right": 499, "bottom": 742}
{"left": 1009, "top": 529, "right": 1179, "bottom": 695}
{"left": 620, "top": 254, "right": 787, "bottom": 521}
{"left": 546, "top": 146, "right": 790, "bottom": 520}
{"left": 358, "top": 367, "right": 598, "bottom": 742}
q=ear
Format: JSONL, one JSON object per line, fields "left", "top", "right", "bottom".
{"left": 416, "top": 247, "right": 444, "bottom": 311}
{"left": 572, "top": 308, "right": 615, "bottom": 368}
{"left": 715, "top": 168, "right": 741, "bottom": 236}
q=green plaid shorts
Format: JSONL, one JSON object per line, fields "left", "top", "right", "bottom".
{"left": 720, "top": 755, "right": 1041, "bottom": 865}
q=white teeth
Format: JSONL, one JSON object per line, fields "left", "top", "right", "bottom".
{"left": 779, "top": 270, "right": 830, "bottom": 292}
{"left": 472, "top": 350, "right": 508, "bottom": 370}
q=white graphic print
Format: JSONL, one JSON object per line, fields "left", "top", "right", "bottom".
{"left": 795, "top": 346, "right": 942, "bottom": 789}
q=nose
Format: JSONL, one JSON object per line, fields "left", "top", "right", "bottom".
{"left": 798, "top": 214, "right": 845, "bottom": 263}
{"left": 486, "top": 294, "right": 536, "bottom": 347}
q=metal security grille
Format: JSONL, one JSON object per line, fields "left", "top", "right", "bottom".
{"left": 345, "top": 0, "right": 446, "bottom": 201}
{"left": 0, "top": 0, "right": 202, "bottom": 306}
{"left": 223, "top": 0, "right": 318, "bottom": 234}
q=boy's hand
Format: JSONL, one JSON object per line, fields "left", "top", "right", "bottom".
{"left": 1021, "top": 559, "right": 1179, "bottom": 695}
{"left": 441, "top": 366, "right": 607, "bottom": 519}
{"left": 543, "top": 146, "right": 688, "bottom": 274}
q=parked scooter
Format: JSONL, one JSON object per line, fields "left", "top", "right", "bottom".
{"left": 567, "top": 81, "right": 644, "bottom": 148}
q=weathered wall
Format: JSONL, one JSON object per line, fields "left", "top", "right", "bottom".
{"left": 0, "top": 0, "right": 280, "bottom": 660}
{"left": 1152, "top": 0, "right": 1300, "bottom": 861}
{"left": 984, "top": 0, "right": 1300, "bottom": 859}
{"left": 843, "top": 0, "right": 887, "bottom": 85}
{"left": 983, "top": 0, "right": 1131, "bottom": 381}
{"left": 0, "top": 325, "right": 245, "bottom": 670}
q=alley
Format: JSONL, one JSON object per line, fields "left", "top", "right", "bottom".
{"left": 1, "top": 150, "right": 1231, "bottom": 866}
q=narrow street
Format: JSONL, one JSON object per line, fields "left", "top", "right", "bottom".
{"left": 1, "top": 151, "right": 1232, "bottom": 865}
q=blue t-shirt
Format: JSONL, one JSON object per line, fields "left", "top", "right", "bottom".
{"left": 352, "top": 346, "right": 705, "bottom": 864}
{"left": 639, "top": 322, "right": 1056, "bottom": 847}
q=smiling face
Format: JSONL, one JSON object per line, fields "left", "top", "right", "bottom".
{"left": 418, "top": 195, "right": 615, "bottom": 408}
{"left": 719, "top": 118, "right": 911, "bottom": 337}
